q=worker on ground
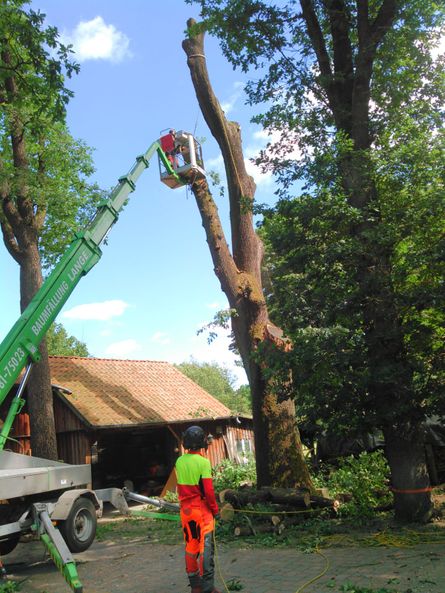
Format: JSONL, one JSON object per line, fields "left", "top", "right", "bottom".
{"left": 175, "top": 425, "right": 221, "bottom": 593}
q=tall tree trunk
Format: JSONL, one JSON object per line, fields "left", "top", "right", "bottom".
{"left": 19, "top": 242, "right": 58, "bottom": 460}
{"left": 183, "top": 19, "right": 312, "bottom": 489}
{"left": 1, "top": 45, "right": 58, "bottom": 460}
{"left": 384, "top": 426, "right": 432, "bottom": 523}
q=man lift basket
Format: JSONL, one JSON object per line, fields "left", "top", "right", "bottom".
{"left": 159, "top": 129, "right": 206, "bottom": 189}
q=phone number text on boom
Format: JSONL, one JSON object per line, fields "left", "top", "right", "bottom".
{"left": 0, "top": 347, "right": 26, "bottom": 389}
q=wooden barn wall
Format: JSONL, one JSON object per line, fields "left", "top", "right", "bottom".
{"left": 57, "top": 430, "right": 92, "bottom": 465}
{"left": 0, "top": 387, "right": 31, "bottom": 455}
{"left": 53, "top": 396, "right": 92, "bottom": 465}
{"left": 7, "top": 412, "right": 31, "bottom": 455}
{"left": 169, "top": 419, "right": 254, "bottom": 468}
{"left": 207, "top": 433, "right": 227, "bottom": 467}
{"left": 2, "top": 383, "right": 253, "bottom": 476}
{"left": 53, "top": 395, "right": 85, "bottom": 432}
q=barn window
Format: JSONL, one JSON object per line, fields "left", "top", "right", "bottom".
{"left": 236, "top": 438, "right": 253, "bottom": 463}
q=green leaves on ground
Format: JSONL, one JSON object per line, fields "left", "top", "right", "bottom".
{"left": 212, "top": 456, "right": 257, "bottom": 491}
{"left": 322, "top": 451, "right": 392, "bottom": 518}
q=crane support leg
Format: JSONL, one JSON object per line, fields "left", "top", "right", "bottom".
{"left": 33, "top": 504, "right": 83, "bottom": 593}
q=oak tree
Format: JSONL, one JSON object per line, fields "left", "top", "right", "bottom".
{"left": 189, "top": 0, "right": 445, "bottom": 520}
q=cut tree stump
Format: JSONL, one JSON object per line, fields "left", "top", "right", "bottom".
{"left": 234, "top": 523, "right": 285, "bottom": 536}
{"left": 310, "top": 495, "right": 340, "bottom": 512}
{"left": 220, "top": 503, "right": 235, "bottom": 522}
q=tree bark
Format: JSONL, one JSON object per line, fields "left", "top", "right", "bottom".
{"left": 384, "top": 426, "right": 432, "bottom": 523}
{"left": 182, "top": 19, "right": 313, "bottom": 490}
{"left": 221, "top": 487, "right": 311, "bottom": 508}
{"left": 1, "top": 48, "right": 58, "bottom": 460}
{"left": 19, "top": 242, "right": 58, "bottom": 460}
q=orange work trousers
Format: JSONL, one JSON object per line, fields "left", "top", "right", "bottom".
{"left": 180, "top": 500, "right": 215, "bottom": 592}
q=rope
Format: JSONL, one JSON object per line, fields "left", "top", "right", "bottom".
{"left": 212, "top": 514, "right": 331, "bottom": 593}
{"left": 212, "top": 506, "right": 332, "bottom": 593}
{"left": 213, "top": 526, "right": 231, "bottom": 593}
{"left": 231, "top": 507, "right": 322, "bottom": 515}
{"left": 294, "top": 548, "right": 330, "bottom": 593}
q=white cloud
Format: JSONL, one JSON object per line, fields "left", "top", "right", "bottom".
{"left": 244, "top": 127, "right": 303, "bottom": 186}
{"left": 206, "top": 302, "right": 221, "bottom": 310}
{"left": 169, "top": 325, "right": 248, "bottom": 387}
{"left": 104, "top": 338, "right": 140, "bottom": 358}
{"left": 63, "top": 16, "right": 131, "bottom": 63}
{"left": 62, "top": 299, "right": 129, "bottom": 321}
{"left": 221, "top": 81, "right": 244, "bottom": 114}
{"left": 205, "top": 153, "right": 224, "bottom": 171}
{"left": 150, "top": 331, "right": 171, "bottom": 345}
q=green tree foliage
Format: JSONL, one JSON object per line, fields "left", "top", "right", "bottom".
{"left": 190, "top": 0, "right": 445, "bottom": 190}
{"left": 0, "top": 2, "right": 103, "bottom": 269}
{"left": 176, "top": 360, "right": 251, "bottom": 415}
{"left": 190, "top": 0, "right": 445, "bottom": 430}
{"left": 212, "top": 456, "right": 256, "bottom": 491}
{"left": 0, "top": 0, "right": 102, "bottom": 458}
{"left": 260, "top": 108, "right": 445, "bottom": 436}
{"left": 190, "top": 0, "right": 444, "bottom": 519}
{"left": 46, "top": 323, "right": 89, "bottom": 357}
{"left": 317, "top": 451, "right": 392, "bottom": 518}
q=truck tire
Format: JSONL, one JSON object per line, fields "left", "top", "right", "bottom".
{"left": 0, "top": 535, "right": 20, "bottom": 555}
{"left": 58, "top": 497, "right": 97, "bottom": 553}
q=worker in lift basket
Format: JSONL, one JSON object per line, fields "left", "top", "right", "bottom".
{"left": 175, "top": 425, "right": 221, "bottom": 593}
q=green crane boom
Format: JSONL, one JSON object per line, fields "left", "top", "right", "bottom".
{"left": 0, "top": 136, "right": 198, "bottom": 449}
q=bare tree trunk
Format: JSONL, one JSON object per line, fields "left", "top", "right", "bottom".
{"left": 182, "top": 19, "right": 312, "bottom": 489}
{"left": 384, "top": 427, "right": 432, "bottom": 523}
{"left": 1, "top": 46, "right": 58, "bottom": 460}
{"left": 19, "top": 242, "right": 58, "bottom": 460}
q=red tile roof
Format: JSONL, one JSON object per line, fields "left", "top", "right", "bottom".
{"left": 49, "top": 357, "right": 231, "bottom": 428}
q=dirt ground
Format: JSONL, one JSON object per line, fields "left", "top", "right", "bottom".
{"left": 3, "top": 507, "right": 445, "bottom": 593}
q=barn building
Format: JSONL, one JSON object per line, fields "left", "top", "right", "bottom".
{"left": 2, "top": 357, "right": 254, "bottom": 494}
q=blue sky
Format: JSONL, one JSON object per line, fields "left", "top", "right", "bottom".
{"left": 1, "top": 0, "right": 279, "bottom": 386}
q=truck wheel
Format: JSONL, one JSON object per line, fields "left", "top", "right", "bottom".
{"left": 58, "top": 497, "right": 97, "bottom": 553}
{"left": 0, "top": 535, "right": 20, "bottom": 555}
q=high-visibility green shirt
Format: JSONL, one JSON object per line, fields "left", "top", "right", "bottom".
{"left": 175, "top": 452, "right": 218, "bottom": 514}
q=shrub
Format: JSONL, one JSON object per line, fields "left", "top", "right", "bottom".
{"left": 324, "top": 450, "right": 392, "bottom": 517}
{"left": 0, "top": 581, "right": 22, "bottom": 593}
{"left": 212, "top": 456, "right": 257, "bottom": 492}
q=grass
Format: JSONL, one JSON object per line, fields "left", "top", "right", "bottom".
{"left": 96, "top": 506, "right": 445, "bottom": 553}
{"left": 96, "top": 514, "right": 182, "bottom": 545}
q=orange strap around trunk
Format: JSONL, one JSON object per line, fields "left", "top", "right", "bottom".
{"left": 390, "top": 486, "right": 433, "bottom": 494}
